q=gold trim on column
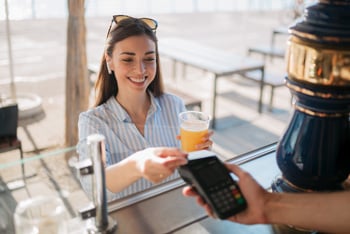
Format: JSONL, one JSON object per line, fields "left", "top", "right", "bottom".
{"left": 290, "top": 30, "right": 350, "bottom": 44}
{"left": 286, "top": 36, "right": 350, "bottom": 86}
{"left": 277, "top": 176, "right": 314, "bottom": 192}
{"left": 286, "top": 81, "right": 350, "bottom": 99}
{"left": 294, "top": 104, "right": 348, "bottom": 118}
{"left": 319, "top": 0, "right": 350, "bottom": 5}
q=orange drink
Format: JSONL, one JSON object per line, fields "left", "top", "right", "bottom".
{"left": 179, "top": 111, "right": 210, "bottom": 152}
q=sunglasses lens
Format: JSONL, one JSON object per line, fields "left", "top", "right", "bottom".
{"left": 141, "top": 18, "right": 158, "bottom": 30}
{"left": 115, "top": 15, "right": 129, "bottom": 22}
{"left": 114, "top": 15, "right": 157, "bottom": 31}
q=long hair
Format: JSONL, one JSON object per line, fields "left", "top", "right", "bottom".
{"left": 94, "top": 17, "right": 164, "bottom": 107}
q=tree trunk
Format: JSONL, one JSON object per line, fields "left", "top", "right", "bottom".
{"left": 65, "top": 0, "right": 89, "bottom": 150}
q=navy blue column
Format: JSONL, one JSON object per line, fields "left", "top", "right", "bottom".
{"left": 273, "top": 0, "right": 350, "bottom": 193}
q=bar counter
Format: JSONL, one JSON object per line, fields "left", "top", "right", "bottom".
{"left": 106, "top": 143, "right": 308, "bottom": 234}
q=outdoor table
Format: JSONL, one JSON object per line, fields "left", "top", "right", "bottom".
{"left": 158, "top": 38, "right": 265, "bottom": 129}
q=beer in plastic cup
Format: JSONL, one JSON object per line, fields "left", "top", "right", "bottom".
{"left": 179, "top": 111, "right": 210, "bottom": 152}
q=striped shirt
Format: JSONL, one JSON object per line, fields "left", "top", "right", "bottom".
{"left": 77, "top": 92, "right": 186, "bottom": 200}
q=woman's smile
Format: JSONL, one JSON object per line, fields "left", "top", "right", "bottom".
{"left": 128, "top": 76, "right": 146, "bottom": 84}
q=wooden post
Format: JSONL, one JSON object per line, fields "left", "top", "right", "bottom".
{"left": 65, "top": 0, "right": 89, "bottom": 150}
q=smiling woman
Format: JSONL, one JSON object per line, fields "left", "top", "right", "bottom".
{"left": 77, "top": 15, "right": 213, "bottom": 200}
{"left": 109, "top": 35, "right": 157, "bottom": 113}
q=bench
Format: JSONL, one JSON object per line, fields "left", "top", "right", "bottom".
{"left": 158, "top": 38, "right": 265, "bottom": 128}
{"left": 87, "top": 65, "right": 202, "bottom": 111}
{"left": 244, "top": 27, "right": 287, "bottom": 110}
{"left": 238, "top": 70, "right": 285, "bottom": 111}
{"left": 248, "top": 46, "right": 285, "bottom": 61}
{"left": 271, "top": 26, "right": 289, "bottom": 49}
{"left": 88, "top": 63, "right": 99, "bottom": 87}
{"left": 248, "top": 26, "right": 288, "bottom": 63}
{"left": 166, "top": 86, "right": 202, "bottom": 111}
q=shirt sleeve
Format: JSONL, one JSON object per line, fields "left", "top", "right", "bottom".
{"left": 77, "top": 111, "right": 118, "bottom": 201}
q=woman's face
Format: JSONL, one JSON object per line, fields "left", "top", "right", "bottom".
{"left": 107, "top": 35, "right": 157, "bottom": 95}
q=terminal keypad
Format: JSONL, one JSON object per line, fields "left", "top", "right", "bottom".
{"left": 209, "top": 182, "right": 245, "bottom": 213}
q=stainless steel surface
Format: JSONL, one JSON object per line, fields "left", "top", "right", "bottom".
{"left": 173, "top": 218, "right": 314, "bottom": 234}
{"left": 107, "top": 144, "right": 283, "bottom": 234}
{"left": 173, "top": 219, "right": 275, "bottom": 234}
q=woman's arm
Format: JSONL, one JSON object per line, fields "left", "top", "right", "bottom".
{"left": 106, "top": 147, "right": 187, "bottom": 193}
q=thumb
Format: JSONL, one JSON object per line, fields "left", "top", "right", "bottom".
{"left": 225, "top": 163, "right": 246, "bottom": 178}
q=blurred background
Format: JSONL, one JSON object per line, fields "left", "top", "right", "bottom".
{"left": 0, "top": 0, "right": 300, "bottom": 20}
{"left": 1, "top": 0, "right": 313, "bottom": 157}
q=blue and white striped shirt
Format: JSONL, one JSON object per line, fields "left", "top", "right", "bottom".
{"left": 78, "top": 92, "right": 186, "bottom": 200}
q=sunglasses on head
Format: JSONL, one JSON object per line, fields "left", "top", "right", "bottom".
{"left": 106, "top": 15, "right": 158, "bottom": 38}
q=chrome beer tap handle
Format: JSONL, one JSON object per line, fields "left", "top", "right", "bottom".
{"left": 77, "top": 134, "right": 117, "bottom": 234}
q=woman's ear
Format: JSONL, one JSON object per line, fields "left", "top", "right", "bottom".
{"left": 105, "top": 53, "right": 112, "bottom": 75}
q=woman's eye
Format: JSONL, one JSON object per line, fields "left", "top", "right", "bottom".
{"left": 145, "top": 57, "right": 155, "bottom": 62}
{"left": 122, "top": 58, "right": 133, "bottom": 62}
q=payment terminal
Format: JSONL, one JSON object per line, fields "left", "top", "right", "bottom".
{"left": 178, "top": 150, "right": 247, "bottom": 219}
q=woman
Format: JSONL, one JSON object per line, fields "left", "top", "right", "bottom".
{"left": 78, "top": 15, "right": 212, "bottom": 199}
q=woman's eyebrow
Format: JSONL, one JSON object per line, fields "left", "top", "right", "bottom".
{"left": 119, "top": 51, "right": 155, "bottom": 56}
{"left": 120, "top": 51, "right": 135, "bottom": 56}
{"left": 145, "top": 51, "right": 155, "bottom": 55}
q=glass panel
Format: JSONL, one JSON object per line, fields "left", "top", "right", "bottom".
{"left": 0, "top": 147, "right": 91, "bottom": 233}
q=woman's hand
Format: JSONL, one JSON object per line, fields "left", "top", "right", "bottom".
{"left": 196, "top": 130, "right": 214, "bottom": 150}
{"left": 132, "top": 147, "right": 188, "bottom": 183}
{"left": 177, "top": 130, "right": 214, "bottom": 151}
{"left": 182, "top": 163, "right": 271, "bottom": 224}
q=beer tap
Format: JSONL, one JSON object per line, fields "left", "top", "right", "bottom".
{"left": 77, "top": 134, "right": 117, "bottom": 234}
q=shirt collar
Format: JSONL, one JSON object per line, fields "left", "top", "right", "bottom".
{"left": 105, "top": 91, "right": 161, "bottom": 122}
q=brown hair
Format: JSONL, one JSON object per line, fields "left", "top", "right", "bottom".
{"left": 94, "top": 17, "right": 164, "bottom": 107}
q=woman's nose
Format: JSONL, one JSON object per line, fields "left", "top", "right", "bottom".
{"left": 134, "top": 61, "right": 146, "bottom": 75}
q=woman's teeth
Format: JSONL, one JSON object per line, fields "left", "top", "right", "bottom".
{"left": 130, "top": 77, "right": 145, "bottom": 83}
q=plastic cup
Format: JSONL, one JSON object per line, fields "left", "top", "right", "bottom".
{"left": 14, "top": 196, "right": 68, "bottom": 234}
{"left": 179, "top": 111, "right": 210, "bottom": 152}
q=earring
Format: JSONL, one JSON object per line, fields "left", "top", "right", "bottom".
{"left": 106, "top": 62, "right": 112, "bottom": 75}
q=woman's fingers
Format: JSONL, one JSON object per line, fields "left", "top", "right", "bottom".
{"left": 147, "top": 148, "right": 189, "bottom": 183}
{"left": 194, "top": 130, "right": 214, "bottom": 150}
{"left": 196, "top": 139, "right": 213, "bottom": 150}
{"left": 162, "top": 153, "right": 188, "bottom": 168}
{"left": 156, "top": 147, "right": 187, "bottom": 158}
